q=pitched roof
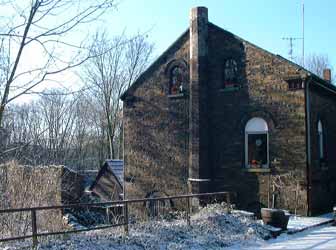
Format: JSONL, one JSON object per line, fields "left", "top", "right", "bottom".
{"left": 209, "top": 23, "right": 336, "bottom": 92}
{"left": 121, "top": 22, "right": 336, "bottom": 100}
{"left": 120, "top": 29, "right": 189, "bottom": 100}
{"left": 89, "top": 160, "right": 124, "bottom": 201}
{"left": 105, "top": 159, "right": 123, "bottom": 186}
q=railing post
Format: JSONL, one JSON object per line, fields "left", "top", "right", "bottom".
{"left": 226, "top": 193, "right": 231, "bottom": 214}
{"left": 186, "top": 197, "right": 191, "bottom": 226}
{"left": 156, "top": 199, "right": 159, "bottom": 220}
{"left": 123, "top": 202, "right": 129, "bottom": 236}
{"left": 106, "top": 207, "right": 110, "bottom": 224}
{"left": 31, "top": 209, "right": 38, "bottom": 249}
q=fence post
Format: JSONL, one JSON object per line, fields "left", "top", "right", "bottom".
{"left": 123, "top": 202, "right": 129, "bottom": 236}
{"left": 106, "top": 207, "right": 110, "bottom": 224}
{"left": 156, "top": 199, "right": 159, "bottom": 220}
{"left": 226, "top": 193, "right": 231, "bottom": 214}
{"left": 186, "top": 197, "right": 191, "bottom": 226}
{"left": 31, "top": 209, "right": 38, "bottom": 249}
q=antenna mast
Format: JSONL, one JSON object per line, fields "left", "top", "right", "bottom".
{"left": 282, "top": 1, "right": 305, "bottom": 64}
{"left": 302, "top": 0, "right": 305, "bottom": 67}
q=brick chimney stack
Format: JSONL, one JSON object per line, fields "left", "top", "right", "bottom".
{"left": 188, "top": 7, "right": 210, "bottom": 196}
{"left": 323, "top": 68, "right": 331, "bottom": 83}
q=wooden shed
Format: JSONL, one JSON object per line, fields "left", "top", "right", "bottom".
{"left": 90, "top": 160, "right": 123, "bottom": 201}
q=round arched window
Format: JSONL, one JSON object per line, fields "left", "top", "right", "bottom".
{"left": 245, "top": 118, "right": 269, "bottom": 168}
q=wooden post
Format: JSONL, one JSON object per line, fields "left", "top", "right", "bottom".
{"left": 123, "top": 203, "right": 129, "bottom": 235}
{"left": 156, "top": 200, "right": 160, "bottom": 220}
{"left": 186, "top": 197, "right": 191, "bottom": 226}
{"left": 267, "top": 174, "right": 271, "bottom": 208}
{"left": 106, "top": 207, "right": 110, "bottom": 224}
{"left": 31, "top": 209, "right": 38, "bottom": 249}
{"left": 295, "top": 182, "right": 299, "bottom": 216}
{"left": 272, "top": 184, "right": 275, "bottom": 208}
{"left": 226, "top": 193, "right": 231, "bottom": 214}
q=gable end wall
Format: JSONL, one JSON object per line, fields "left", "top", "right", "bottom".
{"left": 207, "top": 25, "right": 308, "bottom": 215}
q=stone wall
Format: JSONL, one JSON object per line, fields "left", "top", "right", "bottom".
{"left": 308, "top": 83, "right": 336, "bottom": 215}
{"left": 123, "top": 19, "right": 314, "bottom": 215}
{"left": 123, "top": 32, "right": 190, "bottom": 206}
{"left": 206, "top": 24, "right": 308, "bottom": 215}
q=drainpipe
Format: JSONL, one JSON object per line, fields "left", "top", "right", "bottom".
{"left": 305, "top": 75, "right": 312, "bottom": 216}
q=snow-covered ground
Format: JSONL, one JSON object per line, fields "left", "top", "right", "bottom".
{"left": 0, "top": 204, "right": 334, "bottom": 250}
{"left": 0, "top": 204, "right": 271, "bottom": 250}
{"left": 287, "top": 213, "right": 333, "bottom": 233}
{"left": 227, "top": 225, "right": 336, "bottom": 250}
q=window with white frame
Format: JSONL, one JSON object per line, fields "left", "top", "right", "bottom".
{"left": 245, "top": 118, "right": 269, "bottom": 168}
{"left": 318, "top": 120, "right": 324, "bottom": 160}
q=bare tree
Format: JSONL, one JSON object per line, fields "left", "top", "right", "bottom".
{"left": 0, "top": 89, "right": 108, "bottom": 169}
{"left": 0, "top": 0, "right": 116, "bottom": 127}
{"left": 85, "top": 32, "right": 153, "bottom": 159}
{"left": 38, "top": 89, "right": 77, "bottom": 164}
{"left": 299, "top": 54, "right": 334, "bottom": 83}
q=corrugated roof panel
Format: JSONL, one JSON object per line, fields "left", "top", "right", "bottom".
{"left": 106, "top": 160, "right": 124, "bottom": 186}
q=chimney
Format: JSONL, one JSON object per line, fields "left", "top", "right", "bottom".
{"left": 188, "top": 7, "right": 210, "bottom": 196}
{"left": 323, "top": 68, "right": 331, "bottom": 83}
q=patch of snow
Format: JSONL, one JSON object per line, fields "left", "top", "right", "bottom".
{"left": 0, "top": 203, "right": 272, "bottom": 250}
{"left": 287, "top": 214, "right": 333, "bottom": 233}
{"left": 227, "top": 225, "right": 336, "bottom": 250}
{"left": 2, "top": 205, "right": 333, "bottom": 250}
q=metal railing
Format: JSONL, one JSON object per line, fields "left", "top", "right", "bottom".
{"left": 0, "top": 191, "right": 231, "bottom": 248}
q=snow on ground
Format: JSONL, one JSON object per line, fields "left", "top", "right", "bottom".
{"left": 287, "top": 213, "right": 334, "bottom": 233}
{"left": 0, "top": 204, "right": 272, "bottom": 250}
{"left": 226, "top": 225, "right": 336, "bottom": 250}
{"left": 1, "top": 204, "right": 334, "bottom": 250}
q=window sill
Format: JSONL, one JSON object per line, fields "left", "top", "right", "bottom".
{"left": 244, "top": 168, "right": 271, "bottom": 173}
{"left": 168, "top": 93, "right": 186, "bottom": 99}
{"left": 219, "top": 86, "right": 240, "bottom": 92}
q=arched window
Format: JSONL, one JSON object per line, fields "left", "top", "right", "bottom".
{"left": 245, "top": 118, "right": 269, "bottom": 168}
{"left": 318, "top": 120, "right": 324, "bottom": 160}
{"left": 169, "top": 66, "right": 184, "bottom": 95}
{"left": 166, "top": 59, "right": 188, "bottom": 95}
{"left": 224, "top": 59, "right": 238, "bottom": 87}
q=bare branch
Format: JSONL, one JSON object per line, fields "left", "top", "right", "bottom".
{"left": 0, "top": 0, "right": 117, "bottom": 127}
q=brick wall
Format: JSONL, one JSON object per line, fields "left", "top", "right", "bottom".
{"left": 207, "top": 24, "right": 308, "bottom": 215}
{"left": 123, "top": 32, "right": 190, "bottom": 205}
{"left": 309, "top": 83, "right": 336, "bottom": 214}
{"left": 123, "top": 22, "right": 314, "bottom": 216}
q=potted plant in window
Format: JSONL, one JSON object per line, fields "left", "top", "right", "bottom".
{"left": 251, "top": 160, "right": 261, "bottom": 168}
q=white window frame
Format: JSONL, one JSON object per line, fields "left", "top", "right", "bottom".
{"left": 245, "top": 118, "right": 269, "bottom": 168}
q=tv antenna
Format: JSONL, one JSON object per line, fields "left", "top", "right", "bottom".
{"left": 282, "top": 1, "right": 305, "bottom": 65}
{"left": 282, "top": 37, "right": 303, "bottom": 61}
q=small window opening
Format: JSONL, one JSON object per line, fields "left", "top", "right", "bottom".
{"left": 288, "top": 79, "right": 303, "bottom": 91}
{"left": 223, "top": 59, "right": 238, "bottom": 88}
{"left": 169, "top": 66, "right": 185, "bottom": 95}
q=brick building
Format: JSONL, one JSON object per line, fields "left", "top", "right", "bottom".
{"left": 121, "top": 7, "right": 336, "bottom": 216}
